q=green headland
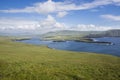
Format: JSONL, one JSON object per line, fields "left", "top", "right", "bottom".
{"left": 0, "top": 36, "right": 120, "bottom": 80}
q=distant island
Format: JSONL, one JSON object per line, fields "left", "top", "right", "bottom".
{"left": 40, "top": 29, "right": 120, "bottom": 45}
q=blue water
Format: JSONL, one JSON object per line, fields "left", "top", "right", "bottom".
{"left": 17, "top": 37, "right": 120, "bottom": 56}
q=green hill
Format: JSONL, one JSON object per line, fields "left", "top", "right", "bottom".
{"left": 41, "top": 30, "right": 102, "bottom": 37}
{"left": 41, "top": 30, "right": 102, "bottom": 41}
{"left": 86, "top": 29, "right": 120, "bottom": 38}
{"left": 105, "top": 29, "right": 120, "bottom": 37}
{"left": 0, "top": 37, "right": 120, "bottom": 80}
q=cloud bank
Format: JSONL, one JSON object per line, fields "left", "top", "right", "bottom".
{"left": 72, "top": 24, "right": 114, "bottom": 31}
{"left": 101, "top": 14, "right": 120, "bottom": 21}
{"left": 0, "top": 15, "right": 66, "bottom": 34}
{"left": 0, "top": 0, "right": 120, "bottom": 34}
{"left": 0, "top": 15, "right": 119, "bottom": 34}
{"left": 0, "top": 0, "right": 120, "bottom": 17}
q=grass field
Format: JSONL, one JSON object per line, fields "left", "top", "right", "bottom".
{"left": 0, "top": 37, "right": 120, "bottom": 80}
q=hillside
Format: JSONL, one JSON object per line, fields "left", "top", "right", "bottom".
{"left": 0, "top": 37, "right": 120, "bottom": 80}
{"left": 105, "top": 29, "right": 120, "bottom": 37}
{"left": 41, "top": 30, "right": 102, "bottom": 41}
{"left": 41, "top": 30, "right": 102, "bottom": 37}
{"left": 86, "top": 29, "right": 120, "bottom": 38}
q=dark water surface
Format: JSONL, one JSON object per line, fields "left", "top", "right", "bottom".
{"left": 17, "top": 37, "right": 120, "bottom": 56}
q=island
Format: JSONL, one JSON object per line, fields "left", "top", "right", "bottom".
{"left": 40, "top": 29, "right": 119, "bottom": 45}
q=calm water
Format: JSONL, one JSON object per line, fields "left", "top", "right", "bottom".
{"left": 17, "top": 37, "right": 120, "bottom": 56}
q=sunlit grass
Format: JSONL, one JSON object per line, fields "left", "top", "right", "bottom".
{"left": 0, "top": 37, "right": 120, "bottom": 80}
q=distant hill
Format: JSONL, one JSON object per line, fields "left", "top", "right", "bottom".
{"left": 105, "top": 29, "right": 120, "bottom": 37}
{"left": 40, "top": 30, "right": 103, "bottom": 41}
{"left": 41, "top": 29, "right": 120, "bottom": 42}
{"left": 86, "top": 29, "right": 120, "bottom": 38}
{"left": 41, "top": 30, "right": 102, "bottom": 38}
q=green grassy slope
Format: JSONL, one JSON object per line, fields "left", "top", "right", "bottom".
{"left": 0, "top": 37, "right": 120, "bottom": 80}
{"left": 41, "top": 30, "right": 102, "bottom": 38}
{"left": 41, "top": 30, "right": 102, "bottom": 37}
{"left": 40, "top": 30, "right": 103, "bottom": 42}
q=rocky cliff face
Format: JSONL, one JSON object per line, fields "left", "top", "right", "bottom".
{"left": 86, "top": 29, "right": 120, "bottom": 38}
{"left": 105, "top": 30, "right": 120, "bottom": 37}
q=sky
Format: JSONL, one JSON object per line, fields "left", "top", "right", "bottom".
{"left": 0, "top": 0, "right": 120, "bottom": 34}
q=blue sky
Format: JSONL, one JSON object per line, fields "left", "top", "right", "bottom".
{"left": 0, "top": 0, "right": 120, "bottom": 34}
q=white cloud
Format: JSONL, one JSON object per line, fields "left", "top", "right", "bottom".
{"left": 0, "top": 19, "right": 38, "bottom": 30}
{"left": 0, "top": 15, "right": 120, "bottom": 34}
{"left": 0, "top": 18, "right": 119, "bottom": 34}
{"left": 0, "top": 0, "right": 120, "bottom": 17}
{"left": 40, "top": 15, "right": 66, "bottom": 29}
{"left": 40, "top": 15, "right": 56, "bottom": 27}
{"left": 77, "top": 0, "right": 120, "bottom": 10}
{"left": 101, "top": 14, "right": 120, "bottom": 21}
{"left": 0, "top": 0, "right": 77, "bottom": 15}
{"left": 57, "top": 11, "right": 68, "bottom": 18}
{"left": 0, "top": 15, "right": 66, "bottom": 34}
{"left": 71, "top": 24, "right": 116, "bottom": 31}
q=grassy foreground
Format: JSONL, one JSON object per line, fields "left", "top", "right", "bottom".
{"left": 0, "top": 37, "right": 120, "bottom": 80}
